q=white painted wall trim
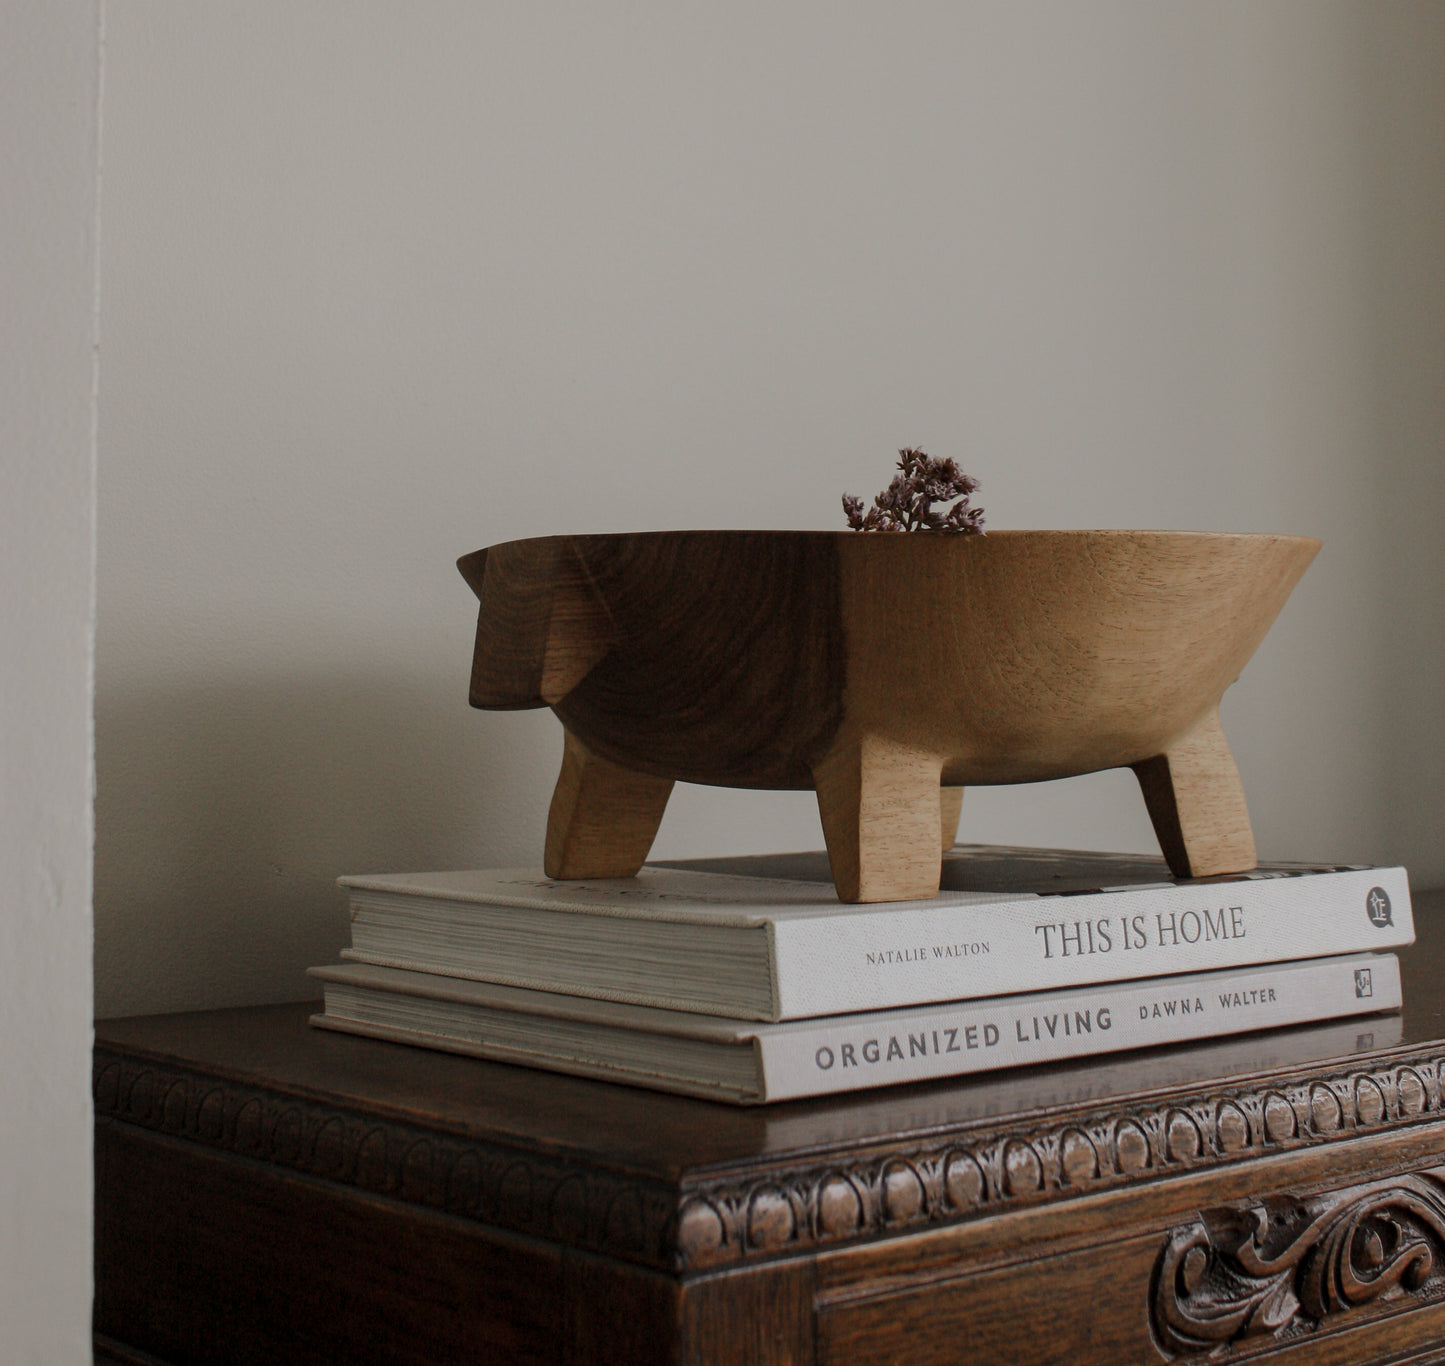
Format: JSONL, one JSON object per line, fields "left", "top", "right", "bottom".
{"left": 0, "top": 1, "right": 103, "bottom": 1359}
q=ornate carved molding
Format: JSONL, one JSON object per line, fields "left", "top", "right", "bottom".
{"left": 1152, "top": 1169, "right": 1445, "bottom": 1357}
{"left": 96, "top": 1045, "right": 1445, "bottom": 1273}
{"left": 677, "top": 1052, "right": 1445, "bottom": 1270}
{"left": 93, "top": 1051, "right": 680, "bottom": 1269}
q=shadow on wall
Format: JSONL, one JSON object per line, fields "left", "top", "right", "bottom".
{"left": 93, "top": 669, "right": 557, "bottom": 1018}
{"left": 1361, "top": 14, "right": 1445, "bottom": 880}
{"left": 93, "top": 659, "right": 1176, "bottom": 1018}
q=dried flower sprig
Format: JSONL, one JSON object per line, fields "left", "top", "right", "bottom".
{"left": 843, "top": 448, "right": 985, "bottom": 533}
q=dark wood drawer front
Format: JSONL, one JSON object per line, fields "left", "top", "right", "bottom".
{"left": 95, "top": 1120, "right": 570, "bottom": 1366}
{"left": 819, "top": 1187, "right": 1445, "bottom": 1366}
{"left": 818, "top": 1232, "right": 1166, "bottom": 1366}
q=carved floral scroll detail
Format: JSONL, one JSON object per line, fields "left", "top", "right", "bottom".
{"left": 1153, "top": 1170, "right": 1445, "bottom": 1357}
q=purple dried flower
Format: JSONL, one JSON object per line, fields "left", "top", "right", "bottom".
{"left": 842, "top": 448, "right": 986, "bottom": 534}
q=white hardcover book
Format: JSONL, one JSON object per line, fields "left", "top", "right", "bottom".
{"left": 309, "top": 952, "right": 1402, "bottom": 1105}
{"left": 337, "top": 848, "right": 1413, "bottom": 1021}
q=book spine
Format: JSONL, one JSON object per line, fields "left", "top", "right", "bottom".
{"left": 758, "top": 954, "right": 1400, "bottom": 1101}
{"left": 771, "top": 866, "right": 1412, "bottom": 1018}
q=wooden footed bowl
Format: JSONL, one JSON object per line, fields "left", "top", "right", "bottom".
{"left": 458, "top": 530, "right": 1319, "bottom": 903}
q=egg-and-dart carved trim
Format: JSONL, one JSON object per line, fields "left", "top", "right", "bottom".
{"left": 96, "top": 1047, "right": 1445, "bottom": 1273}
{"left": 1152, "top": 1167, "right": 1445, "bottom": 1357}
{"left": 92, "top": 1051, "right": 681, "bottom": 1270}
{"left": 675, "top": 1055, "right": 1443, "bottom": 1271}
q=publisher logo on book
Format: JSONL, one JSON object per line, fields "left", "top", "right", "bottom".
{"left": 1355, "top": 968, "right": 1373, "bottom": 999}
{"left": 1366, "top": 886, "right": 1393, "bottom": 929}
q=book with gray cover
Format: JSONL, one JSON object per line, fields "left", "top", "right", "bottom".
{"left": 336, "top": 846, "right": 1412, "bottom": 1021}
{"left": 310, "top": 951, "right": 1402, "bottom": 1105}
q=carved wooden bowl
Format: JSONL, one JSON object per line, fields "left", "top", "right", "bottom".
{"left": 458, "top": 530, "right": 1319, "bottom": 902}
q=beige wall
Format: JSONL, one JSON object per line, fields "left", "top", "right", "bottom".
{"left": 1, "top": 1, "right": 100, "bottom": 1358}
{"left": 96, "top": 2, "right": 1445, "bottom": 1018}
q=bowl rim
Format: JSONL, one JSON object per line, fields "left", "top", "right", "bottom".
{"left": 472, "top": 527, "right": 1323, "bottom": 555}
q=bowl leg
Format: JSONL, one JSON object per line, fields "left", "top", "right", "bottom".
{"left": 544, "top": 729, "right": 674, "bottom": 879}
{"left": 813, "top": 734, "right": 945, "bottom": 902}
{"left": 941, "top": 786, "right": 964, "bottom": 853}
{"left": 1131, "top": 709, "right": 1257, "bottom": 879}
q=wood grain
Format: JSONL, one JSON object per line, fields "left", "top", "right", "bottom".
{"left": 462, "top": 530, "right": 1318, "bottom": 900}
{"left": 95, "top": 1121, "right": 567, "bottom": 1366}
{"left": 545, "top": 729, "right": 674, "bottom": 879}
{"left": 813, "top": 731, "right": 944, "bottom": 902}
{"left": 1133, "top": 708, "right": 1256, "bottom": 878}
{"left": 92, "top": 893, "right": 1445, "bottom": 1365}
{"left": 940, "top": 786, "right": 964, "bottom": 852}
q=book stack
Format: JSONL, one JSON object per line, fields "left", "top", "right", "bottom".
{"left": 309, "top": 846, "right": 1412, "bottom": 1104}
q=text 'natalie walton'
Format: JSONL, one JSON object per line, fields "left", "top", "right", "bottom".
{"left": 865, "top": 940, "right": 990, "bottom": 967}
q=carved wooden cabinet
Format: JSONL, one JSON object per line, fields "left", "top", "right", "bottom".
{"left": 95, "top": 891, "right": 1445, "bottom": 1365}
